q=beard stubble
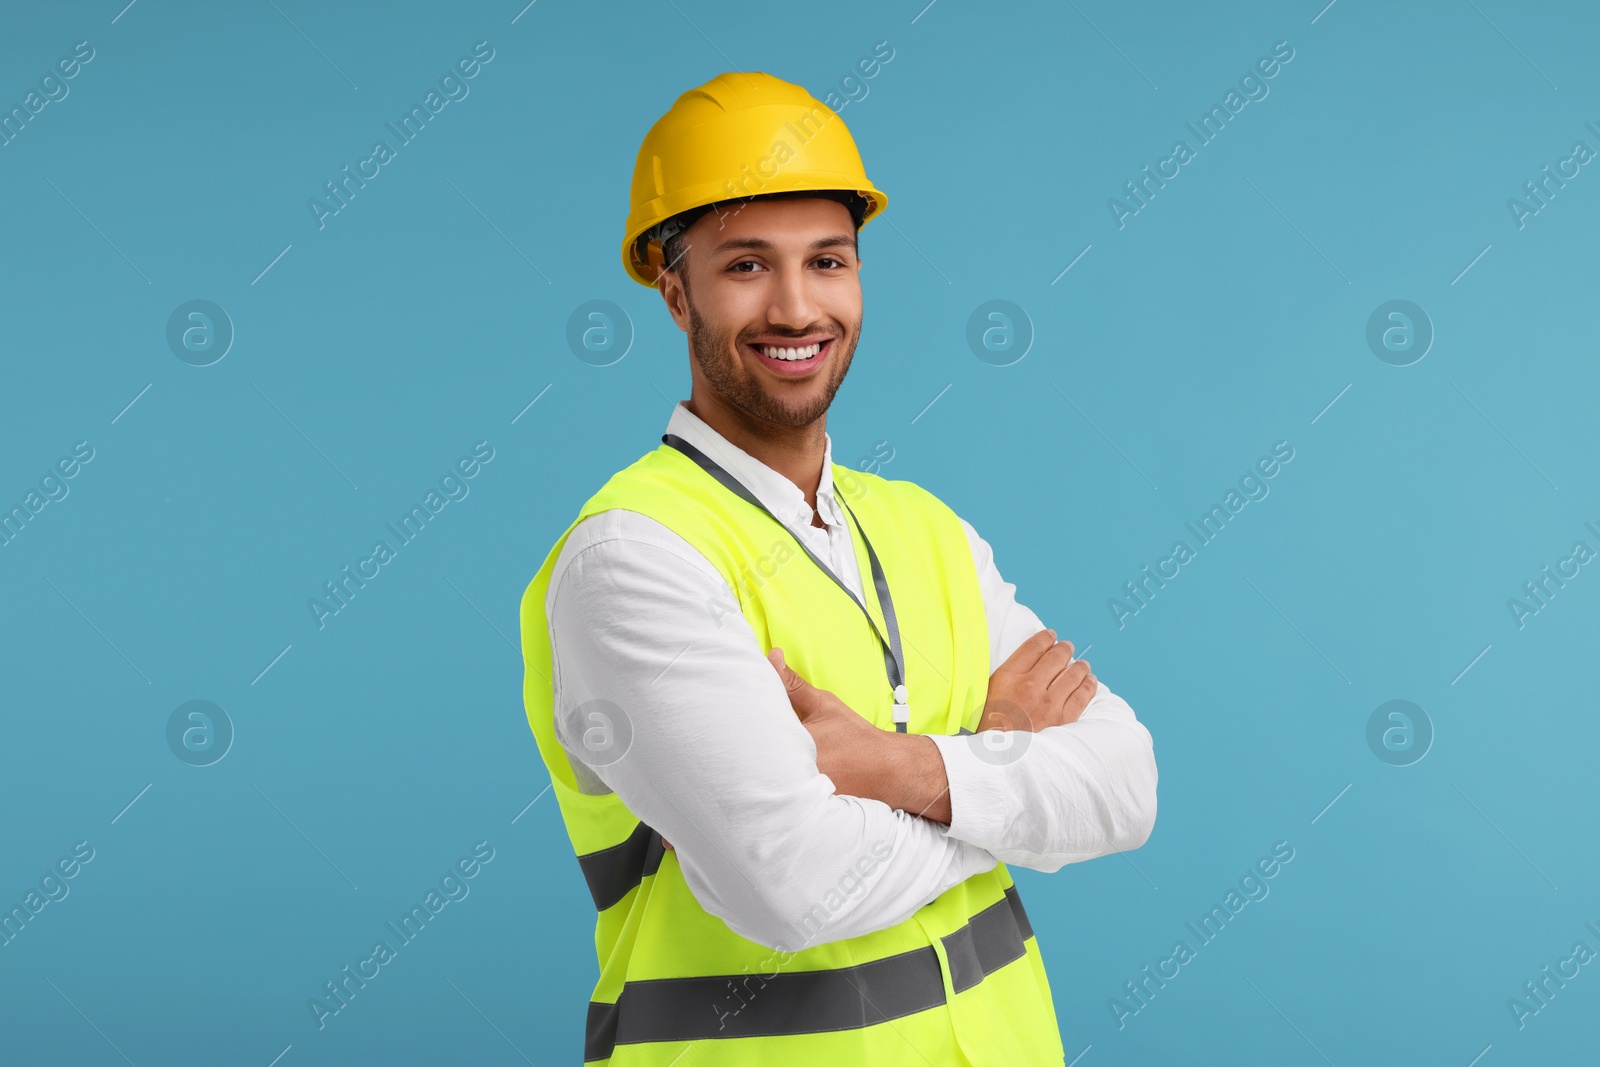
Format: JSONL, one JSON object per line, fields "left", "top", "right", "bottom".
{"left": 685, "top": 291, "right": 860, "bottom": 431}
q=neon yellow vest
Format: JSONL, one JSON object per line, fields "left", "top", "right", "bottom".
{"left": 519, "top": 441, "right": 1065, "bottom": 1066}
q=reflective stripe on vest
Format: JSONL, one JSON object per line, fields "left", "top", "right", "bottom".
{"left": 584, "top": 886, "right": 1036, "bottom": 1061}
{"left": 577, "top": 821, "right": 667, "bottom": 912}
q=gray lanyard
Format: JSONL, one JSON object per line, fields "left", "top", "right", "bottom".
{"left": 662, "top": 433, "right": 910, "bottom": 732}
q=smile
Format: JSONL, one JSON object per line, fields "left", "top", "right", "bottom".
{"left": 745, "top": 338, "right": 832, "bottom": 377}
{"left": 757, "top": 342, "right": 822, "bottom": 361}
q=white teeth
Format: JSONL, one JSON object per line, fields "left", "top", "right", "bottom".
{"left": 758, "top": 342, "right": 822, "bottom": 361}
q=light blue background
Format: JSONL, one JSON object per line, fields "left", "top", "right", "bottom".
{"left": 3, "top": 1, "right": 1597, "bottom": 1064}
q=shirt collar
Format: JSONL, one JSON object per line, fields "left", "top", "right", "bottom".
{"left": 664, "top": 400, "right": 843, "bottom": 529}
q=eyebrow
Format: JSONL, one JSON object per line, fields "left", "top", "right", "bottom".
{"left": 708, "top": 234, "right": 857, "bottom": 256}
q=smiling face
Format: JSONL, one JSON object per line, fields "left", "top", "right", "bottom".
{"left": 657, "top": 195, "right": 863, "bottom": 434}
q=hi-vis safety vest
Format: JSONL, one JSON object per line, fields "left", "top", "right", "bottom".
{"left": 519, "top": 440, "right": 1066, "bottom": 1066}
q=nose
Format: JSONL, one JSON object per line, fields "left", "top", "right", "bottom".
{"left": 765, "top": 262, "right": 820, "bottom": 333}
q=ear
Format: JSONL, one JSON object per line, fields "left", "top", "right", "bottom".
{"left": 657, "top": 267, "right": 690, "bottom": 334}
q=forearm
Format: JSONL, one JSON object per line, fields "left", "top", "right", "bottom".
{"left": 867, "top": 733, "right": 953, "bottom": 826}
{"left": 926, "top": 682, "right": 1158, "bottom": 871}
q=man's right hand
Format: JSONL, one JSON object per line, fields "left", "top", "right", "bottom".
{"left": 979, "top": 628, "right": 1097, "bottom": 733}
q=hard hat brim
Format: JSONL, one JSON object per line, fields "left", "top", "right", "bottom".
{"left": 623, "top": 181, "right": 887, "bottom": 288}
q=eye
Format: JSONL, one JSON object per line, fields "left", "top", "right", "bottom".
{"left": 814, "top": 256, "right": 847, "bottom": 269}
{"left": 728, "top": 259, "right": 764, "bottom": 273}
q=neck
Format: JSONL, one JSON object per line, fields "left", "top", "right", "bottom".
{"left": 685, "top": 389, "right": 827, "bottom": 514}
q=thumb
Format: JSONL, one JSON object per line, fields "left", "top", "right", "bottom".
{"left": 767, "top": 646, "right": 800, "bottom": 691}
{"left": 767, "top": 647, "right": 824, "bottom": 715}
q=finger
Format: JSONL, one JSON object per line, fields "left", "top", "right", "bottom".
{"left": 767, "top": 647, "right": 830, "bottom": 719}
{"left": 661, "top": 838, "right": 675, "bottom": 851}
{"left": 1041, "top": 658, "right": 1089, "bottom": 725}
{"left": 1032, "top": 640, "right": 1078, "bottom": 686}
{"left": 767, "top": 647, "right": 803, "bottom": 694}
{"left": 1058, "top": 672, "right": 1098, "bottom": 725}
{"left": 999, "top": 628, "right": 1061, "bottom": 675}
{"left": 1045, "top": 657, "right": 1091, "bottom": 695}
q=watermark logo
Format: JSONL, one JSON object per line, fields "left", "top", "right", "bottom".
{"left": 309, "top": 42, "right": 495, "bottom": 230}
{"left": 564, "top": 698, "right": 633, "bottom": 768}
{"left": 307, "top": 841, "right": 495, "bottom": 1029}
{"left": 1108, "top": 41, "right": 1295, "bottom": 229}
{"left": 716, "top": 836, "right": 896, "bottom": 1029}
{"left": 1507, "top": 524, "right": 1598, "bottom": 629}
{"left": 1, "top": 441, "right": 95, "bottom": 549}
{"left": 963, "top": 698, "right": 1035, "bottom": 766}
{"left": 1109, "top": 840, "right": 1295, "bottom": 1029}
{"left": 0, "top": 841, "right": 95, "bottom": 948}
{"left": 167, "top": 700, "right": 234, "bottom": 767}
{"left": 566, "top": 300, "right": 633, "bottom": 366}
{"left": 166, "top": 300, "right": 234, "bottom": 366}
{"left": 1507, "top": 921, "right": 1600, "bottom": 1030}
{"left": 0, "top": 40, "right": 95, "bottom": 150}
{"left": 1365, "top": 299, "right": 1432, "bottom": 366}
{"left": 817, "top": 41, "right": 895, "bottom": 114}
{"left": 966, "top": 300, "right": 1033, "bottom": 367}
{"left": 1109, "top": 441, "right": 1295, "bottom": 629}
{"left": 1365, "top": 699, "right": 1432, "bottom": 767}
{"left": 308, "top": 441, "right": 495, "bottom": 630}
{"left": 1507, "top": 123, "right": 1598, "bottom": 230}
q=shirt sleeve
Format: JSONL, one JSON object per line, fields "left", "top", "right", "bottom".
{"left": 922, "top": 518, "right": 1159, "bottom": 873}
{"left": 545, "top": 509, "right": 999, "bottom": 951}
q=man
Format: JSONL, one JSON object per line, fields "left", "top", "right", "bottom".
{"left": 519, "top": 71, "right": 1158, "bottom": 1066}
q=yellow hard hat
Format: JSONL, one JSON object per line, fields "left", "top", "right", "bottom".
{"left": 621, "top": 71, "right": 888, "bottom": 288}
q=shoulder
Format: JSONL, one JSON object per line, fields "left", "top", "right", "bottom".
{"left": 547, "top": 508, "right": 731, "bottom": 616}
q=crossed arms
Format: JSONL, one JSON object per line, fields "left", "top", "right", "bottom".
{"left": 546, "top": 508, "right": 1159, "bottom": 950}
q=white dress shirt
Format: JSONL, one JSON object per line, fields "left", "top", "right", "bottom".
{"left": 545, "top": 400, "right": 1157, "bottom": 950}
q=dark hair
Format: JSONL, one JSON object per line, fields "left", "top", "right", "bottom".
{"left": 655, "top": 190, "right": 868, "bottom": 290}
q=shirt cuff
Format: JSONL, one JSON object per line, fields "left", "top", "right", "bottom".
{"left": 926, "top": 731, "right": 1016, "bottom": 852}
